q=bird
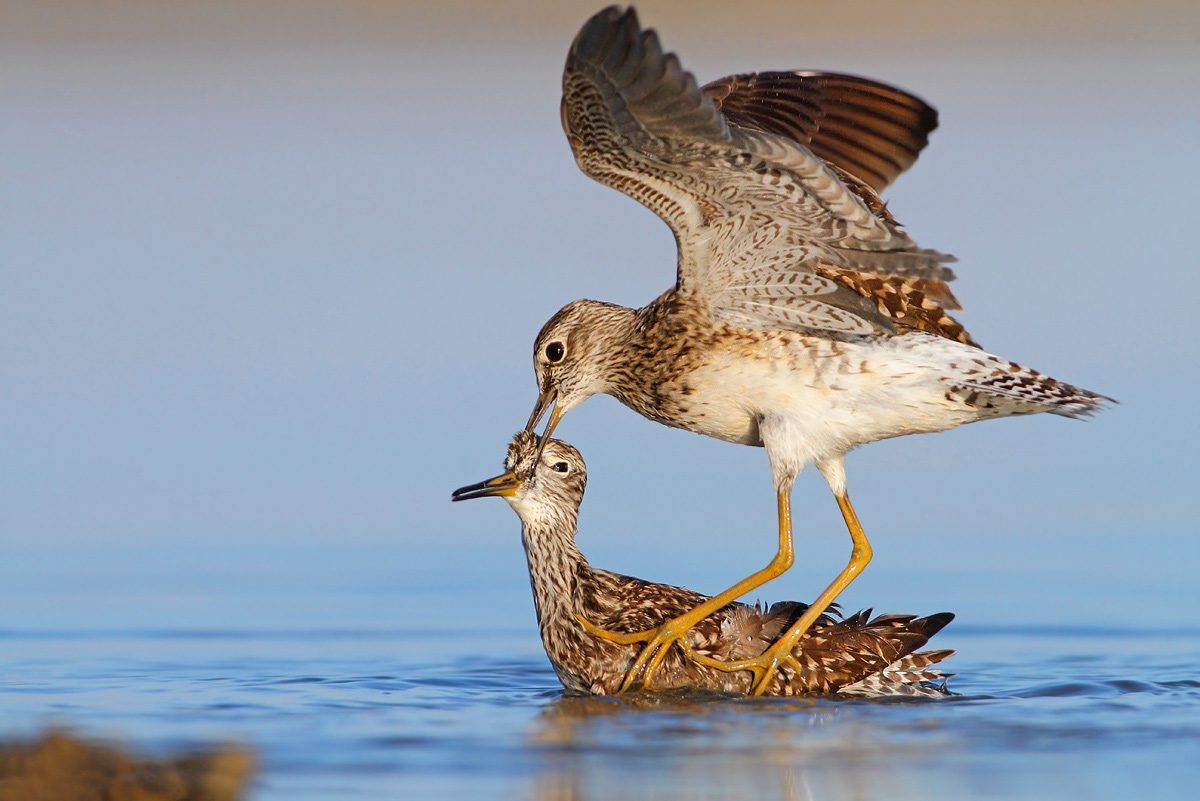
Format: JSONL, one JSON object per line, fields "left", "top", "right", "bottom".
{"left": 453, "top": 432, "right": 955, "bottom": 698}
{"left": 523, "top": 6, "right": 1110, "bottom": 695}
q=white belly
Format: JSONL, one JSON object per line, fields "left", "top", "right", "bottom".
{"left": 682, "top": 333, "right": 988, "bottom": 468}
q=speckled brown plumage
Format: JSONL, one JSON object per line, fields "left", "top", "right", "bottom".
{"left": 454, "top": 434, "right": 954, "bottom": 698}
{"left": 816, "top": 267, "right": 978, "bottom": 347}
{"left": 534, "top": 6, "right": 1107, "bottom": 446}
{"left": 519, "top": 7, "right": 1110, "bottom": 694}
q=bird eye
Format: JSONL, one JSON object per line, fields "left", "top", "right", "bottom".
{"left": 551, "top": 461, "right": 569, "bottom": 473}
{"left": 545, "top": 341, "right": 565, "bottom": 363}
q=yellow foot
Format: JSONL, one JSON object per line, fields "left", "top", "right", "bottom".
{"left": 577, "top": 614, "right": 697, "bottom": 692}
{"left": 686, "top": 641, "right": 803, "bottom": 696}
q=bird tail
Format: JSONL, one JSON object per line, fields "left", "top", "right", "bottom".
{"left": 837, "top": 648, "right": 956, "bottom": 698}
{"left": 950, "top": 361, "right": 1114, "bottom": 420}
{"left": 836, "top": 611, "right": 957, "bottom": 698}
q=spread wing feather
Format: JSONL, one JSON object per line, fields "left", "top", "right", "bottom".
{"left": 562, "top": 6, "right": 956, "bottom": 337}
{"left": 703, "top": 70, "right": 939, "bottom": 193}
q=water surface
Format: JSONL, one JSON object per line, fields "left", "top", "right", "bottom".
{"left": 3, "top": 544, "right": 1198, "bottom": 800}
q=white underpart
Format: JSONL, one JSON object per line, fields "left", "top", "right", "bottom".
{"left": 505, "top": 488, "right": 555, "bottom": 529}
{"left": 684, "top": 332, "right": 1003, "bottom": 493}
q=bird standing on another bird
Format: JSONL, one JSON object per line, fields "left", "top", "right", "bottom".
{"left": 453, "top": 433, "right": 955, "bottom": 698}
{"left": 524, "top": 6, "right": 1109, "bottom": 695}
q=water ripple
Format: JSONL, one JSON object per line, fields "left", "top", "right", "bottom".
{"left": 3, "top": 626, "right": 1200, "bottom": 799}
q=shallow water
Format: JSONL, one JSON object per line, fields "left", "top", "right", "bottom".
{"left": 4, "top": 546, "right": 1199, "bottom": 800}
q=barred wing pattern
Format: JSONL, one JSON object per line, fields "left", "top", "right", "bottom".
{"left": 703, "top": 70, "right": 939, "bottom": 195}
{"left": 562, "top": 6, "right": 955, "bottom": 337}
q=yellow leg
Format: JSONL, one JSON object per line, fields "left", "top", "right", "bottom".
{"left": 578, "top": 491, "right": 796, "bottom": 692}
{"left": 728, "top": 492, "right": 873, "bottom": 695}
{"left": 693, "top": 492, "right": 872, "bottom": 695}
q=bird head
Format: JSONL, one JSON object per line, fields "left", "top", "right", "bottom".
{"left": 525, "top": 299, "right": 637, "bottom": 450}
{"left": 452, "top": 432, "right": 588, "bottom": 529}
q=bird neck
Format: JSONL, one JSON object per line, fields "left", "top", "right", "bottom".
{"left": 519, "top": 510, "right": 613, "bottom": 690}
{"left": 562, "top": 300, "right": 643, "bottom": 399}
{"left": 519, "top": 513, "right": 588, "bottom": 633}
{"left": 601, "top": 297, "right": 686, "bottom": 421}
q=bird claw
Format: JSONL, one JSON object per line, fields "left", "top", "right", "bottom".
{"left": 576, "top": 613, "right": 652, "bottom": 646}
{"left": 578, "top": 611, "right": 804, "bottom": 696}
{"left": 576, "top": 613, "right": 694, "bottom": 692}
{"left": 683, "top": 643, "right": 802, "bottom": 696}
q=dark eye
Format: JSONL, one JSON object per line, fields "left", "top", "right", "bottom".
{"left": 551, "top": 461, "right": 569, "bottom": 473}
{"left": 545, "top": 342, "right": 565, "bottom": 363}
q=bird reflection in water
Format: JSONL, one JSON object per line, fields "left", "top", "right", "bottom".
{"left": 524, "top": 692, "right": 952, "bottom": 801}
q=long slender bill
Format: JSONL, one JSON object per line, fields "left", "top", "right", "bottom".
{"left": 525, "top": 388, "right": 557, "bottom": 433}
{"left": 525, "top": 389, "right": 565, "bottom": 463}
{"left": 451, "top": 471, "right": 520, "bottom": 502}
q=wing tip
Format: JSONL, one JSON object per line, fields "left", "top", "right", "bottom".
{"left": 572, "top": 6, "right": 633, "bottom": 61}
{"left": 566, "top": 4, "right": 728, "bottom": 148}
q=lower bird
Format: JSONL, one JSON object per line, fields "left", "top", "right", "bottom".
{"left": 524, "top": 6, "right": 1110, "bottom": 694}
{"left": 453, "top": 433, "right": 955, "bottom": 698}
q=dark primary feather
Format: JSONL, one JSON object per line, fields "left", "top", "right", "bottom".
{"left": 703, "top": 70, "right": 939, "bottom": 194}
{"left": 567, "top": 6, "right": 731, "bottom": 150}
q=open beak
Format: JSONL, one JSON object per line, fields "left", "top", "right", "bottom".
{"left": 451, "top": 471, "right": 521, "bottom": 502}
{"left": 525, "top": 388, "right": 566, "bottom": 462}
{"left": 525, "top": 388, "right": 558, "bottom": 434}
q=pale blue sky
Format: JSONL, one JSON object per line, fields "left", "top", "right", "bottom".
{"left": 3, "top": 3, "right": 1197, "bottom": 631}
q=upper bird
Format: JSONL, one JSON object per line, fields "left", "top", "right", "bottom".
{"left": 453, "top": 433, "right": 955, "bottom": 698}
{"left": 524, "top": 6, "right": 1109, "bottom": 695}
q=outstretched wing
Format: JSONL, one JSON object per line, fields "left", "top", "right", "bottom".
{"left": 703, "top": 70, "right": 939, "bottom": 195}
{"left": 562, "top": 6, "right": 955, "bottom": 337}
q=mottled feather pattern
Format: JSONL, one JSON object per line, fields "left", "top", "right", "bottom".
{"left": 537, "top": 295, "right": 1108, "bottom": 467}
{"left": 511, "top": 7, "right": 1112, "bottom": 695}
{"left": 566, "top": 567, "right": 954, "bottom": 697}
{"left": 562, "top": 6, "right": 957, "bottom": 338}
{"left": 944, "top": 359, "right": 1112, "bottom": 419}
{"left": 817, "top": 267, "right": 978, "bottom": 346}
{"left": 496, "top": 435, "right": 954, "bottom": 697}
{"left": 545, "top": 8, "right": 1112, "bottom": 447}
{"left": 839, "top": 648, "right": 956, "bottom": 698}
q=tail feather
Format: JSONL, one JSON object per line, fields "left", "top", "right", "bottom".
{"left": 833, "top": 613, "right": 956, "bottom": 698}
{"left": 949, "top": 360, "right": 1114, "bottom": 419}
{"left": 837, "top": 648, "right": 957, "bottom": 698}
{"left": 715, "top": 603, "right": 956, "bottom": 696}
